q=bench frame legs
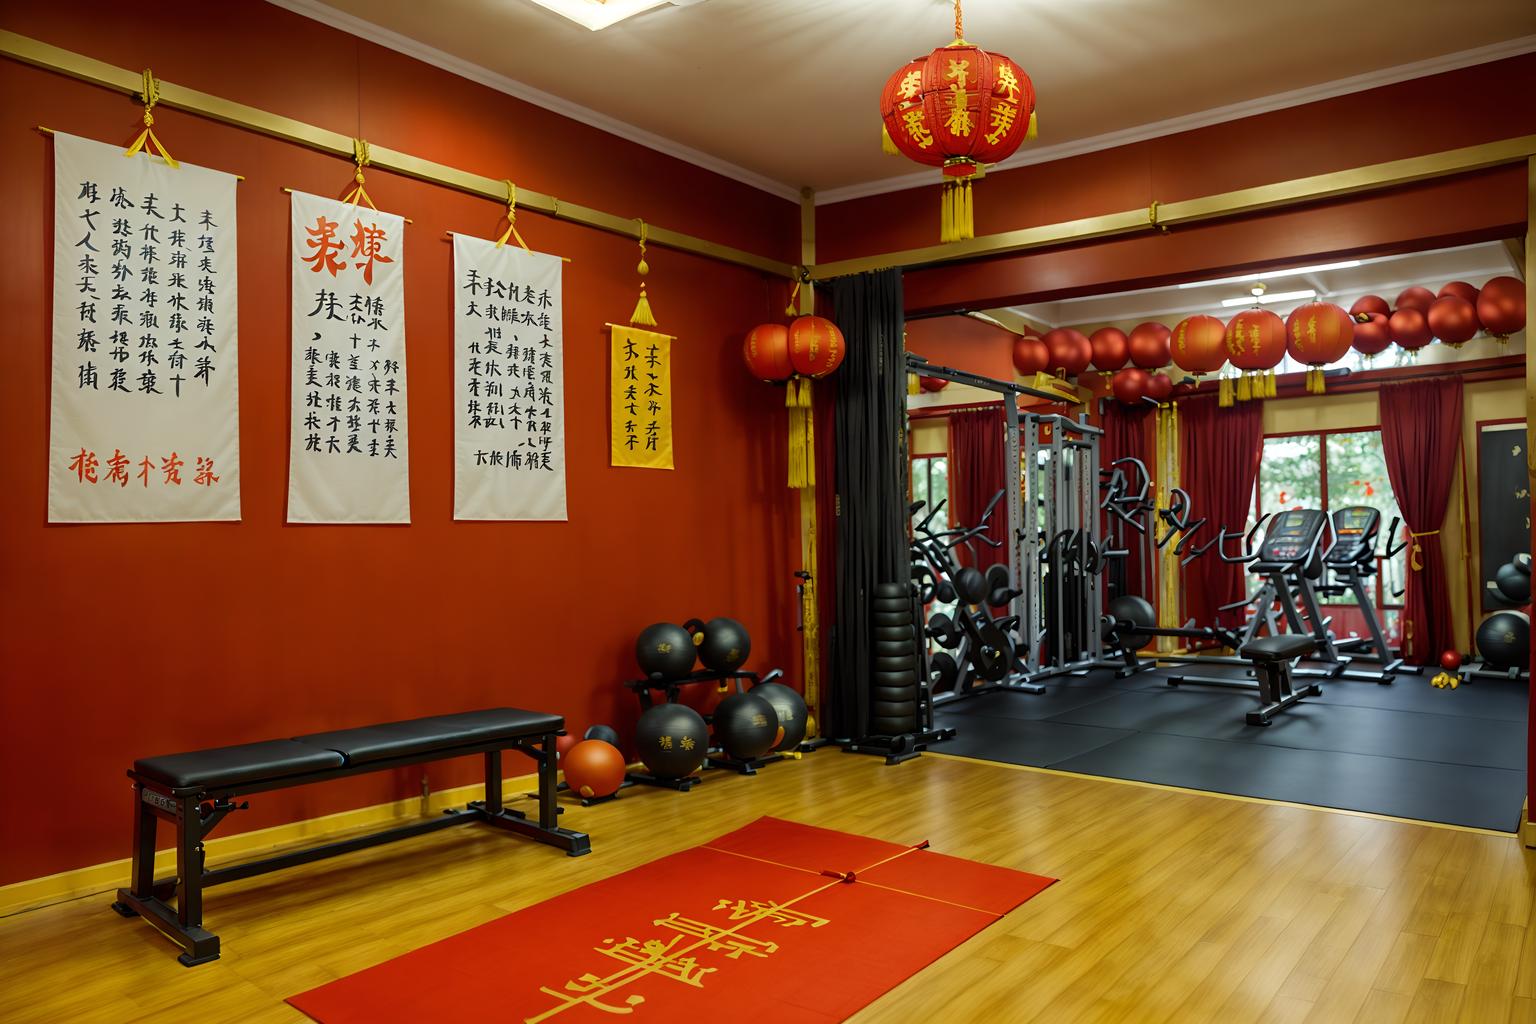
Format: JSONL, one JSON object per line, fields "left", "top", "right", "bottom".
{"left": 113, "top": 732, "right": 590, "bottom": 966}
{"left": 1247, "top": 659, "right": 1322, "bottom": 726}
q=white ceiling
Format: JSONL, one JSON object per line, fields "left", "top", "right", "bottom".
{"left": 273, "top": 0, "right": 1536, "bottom": 203}
{"left": 991, "top": 241, "right": 1524, "bottom": 333}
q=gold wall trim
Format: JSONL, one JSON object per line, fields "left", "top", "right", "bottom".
{"left": 0, "top": 30, "right": 796, "bottom": 279}
{"left": 810, "top": 134, "right": 1536, "bottom": 280}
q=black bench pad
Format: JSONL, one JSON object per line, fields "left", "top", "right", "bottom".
{"left": 135, "top": 740, "right": 346, "bottom": 790}
{"left": 295, "top": 708, "right": 563, "bottom": 765}
{"left": 1242, "top": 634, "right": 1316, "bottom": 662}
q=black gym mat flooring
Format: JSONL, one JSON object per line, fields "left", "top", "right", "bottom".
{"left": 931, "top": 664, "right": 1529, "bottom": 832}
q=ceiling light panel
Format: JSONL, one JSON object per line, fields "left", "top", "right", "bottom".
{"left": 523, "top": 0, "right": 692, "bottom": 31}
{"left": 1220, "top": 289, "right": 1317, "bottom": 308}
{"left": 1178, "top": 261, "right": 1362, "bottom": 290}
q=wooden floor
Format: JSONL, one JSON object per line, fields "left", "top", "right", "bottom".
{"left": 1, "top": 752, "right": 1533, "bottom": 1023}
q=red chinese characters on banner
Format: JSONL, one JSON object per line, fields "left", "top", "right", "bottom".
{"left": 302, "top": 215, "right": 393, "bottom": 284}
{"left": 67, "top": 447, "right": 219, "bottom": 487}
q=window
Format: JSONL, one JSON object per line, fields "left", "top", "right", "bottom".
{"left": 911, "top": 455, "right": 949, "bottom": 528}
{"left": 1253, "top": 428, "right": 1405, "bottom": 641}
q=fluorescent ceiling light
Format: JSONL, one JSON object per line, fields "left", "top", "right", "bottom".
{"left": 1178, "top": 261, "right": 1362, "bottom": 290}
{"left": 524, "top": 0, "right": 692, "bottom": 31}
{"left": 1221, "top": 289, "right": 1316, "bottom": 308}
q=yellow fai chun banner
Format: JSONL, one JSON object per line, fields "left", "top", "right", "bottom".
{"left": 609, "top": 324, "right": 674, "bottom": 469}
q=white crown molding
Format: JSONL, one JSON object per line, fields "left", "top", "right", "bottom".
{"left": 262, "top": 0, "right": 803, "bottom": 202}
{"left": 818, "top": 35, "right": 1536, "bottom": 206}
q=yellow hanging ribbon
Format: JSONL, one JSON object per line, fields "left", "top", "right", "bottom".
{"left": 1407, "top": 529, "right": 1439, "bottom": 572}
{"left": 494, "top": 180, "right": 531, "bottom": 251}
{"left": 785, "top": 279, "right": 802, "bottom": 318}
{"left": 340, "top": 138, "right": 378, "bottom": 211}
{"left": 631, "top": 219, "right": 657, "bottom": 327}
{"left": 123, "top": 68, "right": 178, "bottom": 168}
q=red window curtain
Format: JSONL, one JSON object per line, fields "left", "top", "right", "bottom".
{"left": 1100, "top": 403, "right": 1154, "bottom": 601}
{"left": 1378, "top": 378, "right": 1463, "bottom": 665}
{"left": 948, "top": 407, "right": 1006, "bottom": 571}
{"left": 1180, "top": 396, "right": 1264, "bottom": 630}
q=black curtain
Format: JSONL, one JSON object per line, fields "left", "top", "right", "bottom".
{"left": 826, "top": 269, "right": 907, "bottom": 740}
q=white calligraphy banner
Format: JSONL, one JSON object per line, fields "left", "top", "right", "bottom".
{"left": 286, "top": 191, "right": 409, "bottom": 523}
{"left": 452, "top": 235, "right": 567, "bottom": 521}
{"left": 49, "top": 133, "right": 240, "bottom": 522}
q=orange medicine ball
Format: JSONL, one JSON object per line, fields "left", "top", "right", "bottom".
{"left": 742, "top": 323, "right": 792, "bottom": 381}
{"left": 562, "top": 739, "right": 626, "bottom": 800}
{"left": 787, "top": 316, "right": 846, "bottom": 378}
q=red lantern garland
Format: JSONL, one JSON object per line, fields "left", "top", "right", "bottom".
{"left": 1285, "top": 302, "right": 1353, "bottom": 393}
{"left": 1477, "top": 276, "right": 1526, "bottom": 338}
{"left": 1169, "top": 315, "right": 1227, "bottom": 374}
{"left": 1043, "top": 327, "right": 1092, "bottom": 378}
{"left": 1395, "top": 286, "right": 1436, "bottom": 314}
{"left": 1349, "top": 295, "right": 1390, "bottom": 320}
{"left": 1427, "top": 295, "right": 1478, "bottom": 347}
{"left": 1088, "top": 327, "right": 1130, "bottom": 371}
{"left": 1128, "top": 321, "right": 1171, "bottom": 368}
{"left": 1223, "top": 309, "right": 1286, "bottom": 401}
{"left": 1388, "top": 307, "right": 1433, "bottom": 351}
{"left": 742, "top": 323, "right": 792, "bottom": 381}
{"left": 1012, "top": 334, "right": 1049, "bottom": 376}
{"left": 878, "top": 1, "right": 1037, "bottom": 243}
{"left": 1144, "top": 372, "right": 1173, "bottom": 402}
{"left": 1438, "top": 281, "right": 1480, "bottom": 306}
{"left": 1110, "top": 367, "right": 1148, "bottom": 405}
{"left": 1351, "top": 312, "right": 1392, "bottom": 356}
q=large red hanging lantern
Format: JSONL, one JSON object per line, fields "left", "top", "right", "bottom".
{"left": 742, "top": 323, "right": 792, "bottom": 381}
{"left": 1285, "top": 302, "right": 1353, "bottom": 393}
{"left": 878, "top": 0, "right": 1037, "bottom": 243}
{"left": 1395, "top": 286, "right": 1435, "bottom": 314}
{"left": 1012, "top": 334, "right": 1049, "bottom": 375}
{"left": 1224, "top": 309, "right": 1286, "bottom": 401}
{"left": 1389, "top": 307, "right": 1433, "bottom": 351}
{"left": 1427, "top": 295, "right": 1478, "bottom": 347}
{"left": 787, "top": 316, "right": 845, "bottom": 378}
{"left": 1088, "top": 327, "right": 1129, "bottom": 371}
{"left": 1042, "top": 327, "right": 1091, "bottom": 377}
{"left": 1169, "top": 315, "right": 1226, "bottom": 374}
{"left": 1349, "top": 295, "right": 1390, "bottom": 320}
{"left": 1127, "top": 321, "right": 1171, "bottom": 368}
{"left": 1110, "top": 367, "right": 1148, "bottom": 405}
{"left": 1351, "top": 312, "right": 1391, "bottom": 356}
{"left": 1477, "top": 276, "right": 1526, "bottom": 338}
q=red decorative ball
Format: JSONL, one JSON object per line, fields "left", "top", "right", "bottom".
{"left": 1395, "top": 286, "right": 1436, "bottom": 314}
{"left": 1169, "top": 315, "right": 1227, "bottom": 373}
{"left": 919, "top": 375, "right": 949, "bottom": 392}
{"left": 1144, "top": 372, "right": 1173, "bottom": 402}
{"left": 562, "top": 739, "right": 626, "bottom": 799}
{"left": 742, "top": 323, "right": 792, "bottom": 381}
{"left": 1224, "top": 309, "right": 1287, "bottom": 370}
{"left": 1284, "top": 302, "right": 1354, "bottom": 366}
{"left": 1110, "top": 367, "right": 1148, "bottom": 404}
{"left": 1439, "top": 649, "right": 1463, "bottom": 672}
{"left": 1043, "top": 328, "right": 1092, "bottom": 377}
{"left": 1477, "top": 276, "right": 1526, "bottom": 337}
{"left": 1012, "top": 335, "right": 1049, "bottom": 376}
{"left": 1427, "top": 295, "right": 1478, "bottom": 346}
{"left": 1438, "top": 281, "right": 1479, "bottom": 305}
{"left": 1349, "top": 295, "right": 1390, "bottom": 320}
{"left": 787, "top": 316, "right": 845, "bottom": 378}
{"left": 1128, "top": 322, "right": 1171, "bottom": 368}
{"left": 1089, "top": 327, "right": 1130, "bottom": 371}
{"left": 1388, "top": 307, "right": 1433, "bottom": 350}
{"left": 1352, "top": 312, "right": 1392, "bottom": 355}
{"left": 554, "top": 733, "right": 579, "bottom": 760}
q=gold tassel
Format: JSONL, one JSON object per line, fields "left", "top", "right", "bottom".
{"left": 1218, "top": 375, "right": 1233, "bottom": 407}
{"left": 630, "top": 287, "right": 656, "bottom": 327}
{"left": 1236, "top": 372, "right": 1252, "bottom": 402}
{"left": 1314, "top": 368, "right": 1326, "bottom": 394}
{"left": 941, "top": 178, "right": 974, "bottom": 243}
{"left": 786, "top": 379, "right": 805, "bottom": 489}
{"left": 881, "top": 123, "right": 899, "bottom": 156}
{"left": 1265, "top": 369, "right": 1276, "bottom": 398}
{"left": 908, "top": 372, "right": 921, "bottom": 395}
{"left": 802, "top": 379, "right": 815, "bottom": 487}
{"left": 1026, "top": 110, "right": 1038, "bottom": 140}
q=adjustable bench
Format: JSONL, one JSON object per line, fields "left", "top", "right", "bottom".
{"left": 112, "top": 708, "right": 590, "bottom": 966}
{"left": 1240, "top": 634, "right": 1321, "bottom": 725}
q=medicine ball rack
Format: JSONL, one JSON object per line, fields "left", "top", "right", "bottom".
{"left": 623, "top": 668, "right": 795, "bottom": 779}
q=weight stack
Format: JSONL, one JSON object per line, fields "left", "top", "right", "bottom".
{"left": 867, "top": 581, "right": 920, "bottom": 736}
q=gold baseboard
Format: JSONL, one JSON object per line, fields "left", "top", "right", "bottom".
{"left": 1525, "top": 799, "right": 1534, "bottom": 849}
{"left": 0, "top": 772, "right": 536, "bottom": 918}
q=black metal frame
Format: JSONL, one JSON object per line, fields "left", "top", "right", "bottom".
{"left": 112, "top": 731, "right": 589, "bottom": 967}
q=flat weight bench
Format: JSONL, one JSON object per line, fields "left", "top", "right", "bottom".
{"left": 112, "top": 708, "right": 590, "bottom": 966}
{"left": 1240, "top": 634, "right": 1321, "bottom": 726}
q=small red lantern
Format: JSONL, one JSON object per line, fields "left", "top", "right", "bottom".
{"left": 1352, "top": 312, "right": 1391, "bottom": 356}
{"left": 1128, "top": 322, "right": 1171, "bottom": 368}
{"left": 1285, "top": 302, "right": 1353, "bottom": 393}
{"left": 1089, "top": 327, "right": 1129, "bottom": 371}
{"left": 1110, "top": 367, "right": 1148, "bottom": 405}
{"left": 742, "top": 323, "right": 792, "bottom": 381}
{"left": 1224, "top": 309, "right": 1286, "bottom": 400}
{"left": 1477, "top": 276, "right": 1526, "bottom": 338}
{"left": 1438, "top": 281, "right": 1480, "bottom": 306}
{"left": 1012, "top": 335, "right": 1049, "bottom": 376}
{"left": 1395, "top": 286, "right": 1436, "bottom": 314}
{"left": 1427, "top": 295, "right": 1478, "bottom": 347}
{"left": 1043, "top": 327, "right": 1091, "bottom": 377}
{"left": 878, "top": 2, "right": 1037, "bottom": 243}
{"left": 1389, "top": 307, "right": 1433, "bottom": 350}
{"left": 1169, "top": 315, "right": 1226, "bottom": 374}
{"left": 787, "top": 316, "right": 845, "bottom": 378}
{"left": 919, "top": 375, "right": 949, "bottom": 392}
{"left": 1145, "top": 372, "right": 1173, "bottom": 402}
{"left": 1349, "top": 295, "right": 1390, "bottom": 320}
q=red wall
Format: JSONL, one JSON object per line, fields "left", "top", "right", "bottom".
{"left": 904, "top": 315, "right": 1016, "bottom": 380}
{"left": 0, "top": 3, "right": 800, "bottom": 884}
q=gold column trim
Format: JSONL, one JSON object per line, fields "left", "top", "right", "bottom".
{"left": 797, "top": 186, "right": 822, "bottom": 737}
{"left": 1, "top": 29, "right": 795, "bottom": 279}
{"left": 808, "top": 135, "right": 1536, "bottom": 280}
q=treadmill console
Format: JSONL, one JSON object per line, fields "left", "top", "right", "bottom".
{"left": 1327, "top": 505, "right": 1381, "bottom": 566}
{"left": 1257, "top": 509, "right": 1327, "bottom": 566}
